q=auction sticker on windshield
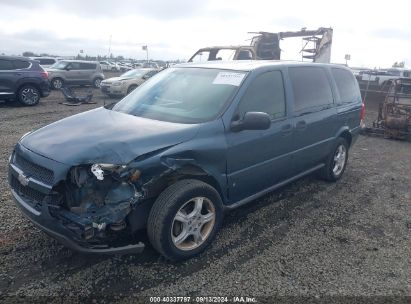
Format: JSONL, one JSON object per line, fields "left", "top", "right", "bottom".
{"left": 213, "top": 72, "right": 245, "bottom": 86}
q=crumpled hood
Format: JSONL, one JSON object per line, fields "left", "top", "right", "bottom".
{"left": 20, "top": 107, "right": 200, "bottom": 165}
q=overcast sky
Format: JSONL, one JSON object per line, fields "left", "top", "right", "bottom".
{"left": 1, "top": 0, "right": 410, "bottom": 68}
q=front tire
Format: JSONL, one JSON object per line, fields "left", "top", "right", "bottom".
{"left": 127, "top": 85, "right": 137, "bottom": 94}
{"left": 93, "top": 78, "right": 102, "bottom": 88}
{"left": 17, "top": 85, "right": 40, "bottom": 106}
{"left": 147, "top": 179, "right": 223, "bottom": 261}
{"left": 319, "top": 137, "right": 349, "bottom": 181}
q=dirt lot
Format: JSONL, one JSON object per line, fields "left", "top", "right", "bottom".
{"left": 0, "top": 83, "right": 410, "bottom": 302}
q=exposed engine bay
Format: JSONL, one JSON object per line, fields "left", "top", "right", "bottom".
{"left": 54, "top": 164, "right": 144, "bottom": 242}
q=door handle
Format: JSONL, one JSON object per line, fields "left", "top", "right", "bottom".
{"left": 296, "top": 120, "right": 307, "bottom": 130}
{"left": 281, "top": 124, "right": 293, "bottom": 136}
{"left": 15, "top": 73, "right": 22, "bottom": 76}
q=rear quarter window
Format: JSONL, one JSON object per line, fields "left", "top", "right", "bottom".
{"left": 0, "top": 59, "right": 14, "bottom": 70}
{"left": 37, "top": 58, "right": 56, "bottom": 65}
{"left": 13, "top": 60, "right": 31, "bottom": 69}
{"left": 80, "top": 63, "right": 97, "bottom": 70}
{"left": 289, "top": 66, "right": 333, "bottom": 112}
{"left": 332, "top": 68, "right": 360, "bottom": 103}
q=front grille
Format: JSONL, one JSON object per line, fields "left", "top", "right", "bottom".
{"left": 14, "top": 153, "right": 54, "bottom": 185}
{"left": 11, "top": 175, "right": 45, "bottom": 211}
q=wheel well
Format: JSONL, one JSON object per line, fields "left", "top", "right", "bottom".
{"left": 144, "top": 165, "right": 225, "bottom": 204}
{"left": 128, "top": 84, "right": 137, "bottom": 92}
{"left": 128, "top": 166, "right": 225, "bottom": 231}
{"left": 339, "top": 131, "right": 352, "bottom": 147}
{"left": 50, "top": 77, "right": 63, "bottom": 85}
{"left": 16, "top": 82, "right": 40, "bottom": 95}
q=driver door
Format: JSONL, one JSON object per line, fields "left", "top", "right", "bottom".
{"left": 65, "top": 62, "right": 82, "bottom": 84}
{"left": 225, "top": 70, "right": 295, "bottom": 204}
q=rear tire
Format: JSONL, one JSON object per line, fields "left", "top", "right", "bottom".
{"left": 17, "top": 85, "right": 40, "bottom": 106}
{"left": 319, "top": 137, "right": 349, "bottom": 182}
{"left": 51, "top": 78, "right": 63, "bottom": 90}
{"left": 147, "top": 179, "right": 223, "bottom": 261}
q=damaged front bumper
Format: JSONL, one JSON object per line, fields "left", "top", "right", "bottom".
{"left": 8, "top": 144, "right": 145, "bottom": 255}
{"left": 11, "top": 189, "right": 144, "bottom": 254}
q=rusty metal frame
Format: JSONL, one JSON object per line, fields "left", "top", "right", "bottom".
{"left": 362, "top": 78, "right": 411, "bottom": 140}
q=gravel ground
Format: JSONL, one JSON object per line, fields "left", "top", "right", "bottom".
{"left": 0, "top": 85, "right": 410, "bottom": 302}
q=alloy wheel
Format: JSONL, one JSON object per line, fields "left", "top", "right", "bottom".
{"left": 53, "top": 79, "right": 62, "bottom": 89}
{"left": 171, "top": 197, "right": 216, "bottom": 251}
{"left": 21, "top": 88, "right": 39, "bottom": 105}
{"left": 332, "top": 144, "right": 347, "bottom": 176}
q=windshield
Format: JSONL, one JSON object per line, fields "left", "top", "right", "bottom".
{"left": 112, "top": 67, "right": 246, "bottom": 123}
{"left": 50, "top": 61, "right": 67, "bottom": 69}
{"left": 121, "top": 69, "right": 148, "bottom": 78}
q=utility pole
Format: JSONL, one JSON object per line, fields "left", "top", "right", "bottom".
{"left": 108, "top": 34, "right": 112, "bottom": 59}
{"left": 142, "top": 45, "right": 148, "bottom": 63}
{"left": 345, "top": 54, "right": 351, "bottom": 66}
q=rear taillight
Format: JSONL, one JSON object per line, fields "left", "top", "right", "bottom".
{"left": 360, "top": 102, "right": 366, "bottom": 128}
{"left": 360, "top": 102, "right": 366, "bottom": 120}
{"left": 41, "top": 71, "right": 48, "bottom": 79}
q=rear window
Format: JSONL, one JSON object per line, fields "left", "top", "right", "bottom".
{"left": 289, "top": 66, "right": 333, "bottom": 112}
{"left": 79, "top": 63, "right": 97, "bottom": 70}
{"left": 0, "top": 59, "right": 14, "bottom": 70}
{"left": 332, "top": 68, "right": 359, "bottom": 103}
{"left": 13, "top": 60, "right": 31, "bottom": 69}
{"left": 37, "top": 58, "right": 56, "bottom": 65}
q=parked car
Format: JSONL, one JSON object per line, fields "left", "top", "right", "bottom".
{"left": 47, "top": 60, "right": 104, "bottom": 89}
{"left": 99, "top": 61, "right": 120, "bottom": 72}
{"left": 141, "top": 61, "right": 159, "bottom": 69}
{"left": 100, "top": 68, "right": 159, "bottom": 97}
{"left": 117, "top": 62, "right": 133, "bottom": 72}
{"left": 8, "top": 61, "right": 363, "bottom": 260}
{"left": 0, "top": 55, "right": 50, "bottom": 106}
{"left": 30, "top": 57, "right": 62, "bottom": 69}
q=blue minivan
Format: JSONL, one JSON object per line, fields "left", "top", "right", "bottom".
{"left": 8, "top": 61, "right": 364, "bottom": 260}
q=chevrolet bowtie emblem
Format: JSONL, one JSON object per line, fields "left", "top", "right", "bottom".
{"left": 18, "top": 173, "right": 29, "bottom": 186}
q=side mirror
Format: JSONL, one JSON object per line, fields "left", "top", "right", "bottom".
{"left": 231, "top": 112, "right": 271, "bottom": 132}
{"left": 65, "top": 66, "right": 71, "bottom": 71}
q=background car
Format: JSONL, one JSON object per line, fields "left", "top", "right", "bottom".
{"left": 99, "top": 61, "right": 120, "bottom": 72}
{"left": 0, "top": 55, "right": 50, "bottom": 106}
{"left": 141, "top": 61, "right": 159, "bottom": 69}
{"left": 47, "top": 60, "right": 104, "bottom": 89}
{"left": 117, "top": 62, "right": 133, "bottom": 72}
{"left": 100, "top": 68, "right": 159, "bottom": 97}
{"left": 30, "top": 57, "right": 62, "bottom": 69}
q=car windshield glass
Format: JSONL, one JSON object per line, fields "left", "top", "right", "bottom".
{"left": 50, "top": 61, "right": 67, "bottom": 69}
{"left": 112, "top": 67, "right": 246, "bottom": 123}
{"left": 121, "top": 69, "right": 147, "bottom": 78}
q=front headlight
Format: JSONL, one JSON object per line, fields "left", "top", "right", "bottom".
{"left": 90, "top": 164, "right": 141, "bottom": 182}
{"left": 112, "top": 81, "right": 123, "bottom": 86}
